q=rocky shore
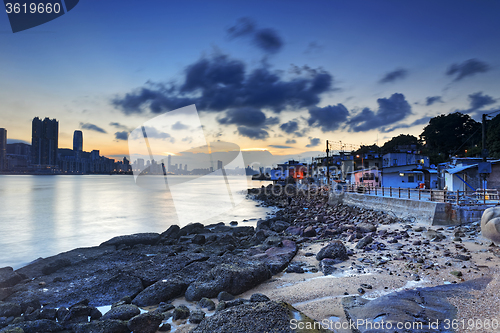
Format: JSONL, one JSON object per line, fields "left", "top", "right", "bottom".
{"left": 0, "top": 184, "right": 499, "bottom": 333}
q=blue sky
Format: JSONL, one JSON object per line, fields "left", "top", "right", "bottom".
{"left": 1, "top": 0, "right": 499, "bottom": 159}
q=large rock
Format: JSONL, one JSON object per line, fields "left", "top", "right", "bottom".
{"left": 99, "top": 233, "right": 160, "bottom": 247}
{"left": 8, "top": 320, "right": 64, "bottom": 333}
{"left": 73, "top": 319, "right": 129, "bottom": 333}
{"left": 127, "top": 313, "right": 163, "bottom": 333}
{"left": 132, "top": 278, "right": 188, "bottom": 307}
{"left": 0, "top": 267, "right": 25, "bottom": 288}
{"left": 0, "top": 302, "right": 22, "bottom": 317}
{"left": 101, "top": 304, "right": 141, "bottom": 320}
{"left": 316, "top": 241, "right": 348, "bottom": 262}
{"left": 191, "top": 301, "right": 330, "bottom": 333}
{"left": 481, "top": 206, "right": 500, "bottom": 244}
{"left": 184, "top": 261, "right": 271, "bottom": 301}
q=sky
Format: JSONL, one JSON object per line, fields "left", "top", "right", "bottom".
{"left": 1, "top": 0, "right": 499, "bottom": 163}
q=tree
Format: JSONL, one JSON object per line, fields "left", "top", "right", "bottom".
{"left": 487, "top": 113, "right": 500, "bottom": 158}
{"left": 381, "top": 134, "right": 422, "bottom": 153}
{"left": 420, "top": 112, "right": 481, "bottom": 163}
{"left": 353, "top": 144, "right": 380, "bottom": 155}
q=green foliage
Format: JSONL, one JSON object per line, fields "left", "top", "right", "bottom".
{"left": 420, "top": 112, "right": 481, "bottom": 161}
{"left": 381, "top": 134, "right": 422, "bottom": 153}
{"left": 487, "top": 113, "right": 500, "bottom": 157}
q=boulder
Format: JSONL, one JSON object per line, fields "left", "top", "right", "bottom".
{"left": 73, "top": 319, "right": 129, "bottom": 333}
{"left": 172, "top": 305, "right": 190, "bottom": 320}
{"left": 100, "top": 233, "right": 160, "bottom": 247}
{"left": 316, "top": 241, "right": 348, "bottom": 262}
{"left": 132, "top": 278, "right": 188, "bottom": 307}
{"left": 355, "top": 235, "right": 373, "bottom": 249}
{"left": 0, "top": 268, "right": 25, "bottom": 288}
{"left": 9, "top": 320, "right": 63, "bottom": 333}
{"left": 101, "top": 304, "right": 140, "bottom": 321}
{"left": 0, "top": 302, "right": 22, "bottom": 317}
{"left": 481, "top": 206, "right": 500, "bottom": 244}
{"left": 127, "top": 313, "right": 163, "bottom": 333}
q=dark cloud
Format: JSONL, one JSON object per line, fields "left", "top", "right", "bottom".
{"left": 305, "top": 41, "right": 323, "bottom": 54}
{"left": 227, "top": 17, "right": 283, "bottom": 54}
{"left": 172, "top": 121, "right": 189, "bottom": 130}
{"left": 280, "top": 120, "right": 299, "bottom": 134}
{"left": 109, "top": 122, "right": 129, "bottom": 130}
{"left": 308, "top": 104, "right": 349, "bottom": 132}
{"left": 446, "top": 59, "right": 490, "bottom": 81}
{"left": 115, "top": 131, "right": 128, "bottom": 141}
{"left": 468, "top": 92, "right": 496, "bottom": 111}
{"left": 237, "top": 126, "right": 269, "bottom": 140}
{"left": 80, "top": 122, "right": 107, "bottom": 134}
{"left": 113, "top": 54, "right": 333, "bottom": 115}
{"left": 306, "top": 137, "right": 321, "bottom": 148}
{"left": 425, "top": 96, "right": 443, "bottom": 106}
{"left": 218, "top": 108, "right": 266, "bottom": 127}
{"left": 285, "top": 139, "right": 296, "bottom": 144}
{"left": 383, "top": 116, "right": 431, "bottom": 132}
{"left": 348, "top": 93, "right": 412, "bottom": 132}
{"left": 379, "top": 68, "right": 408, "bottom": 84}
{"left": 268, "top": 145, "right": 293, "bottom": 149}
{"left": 141, "top": 126, "right": 172, "bottom": 140}
{"left": 266, "top": 117, "right": 280, "bottom": 126}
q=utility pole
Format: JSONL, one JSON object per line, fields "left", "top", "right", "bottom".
{"left": 326, "top": 140, "right": 330, "bottom": 186}
{"left": 482, "top": 113, "right": 487, "bottom": 163}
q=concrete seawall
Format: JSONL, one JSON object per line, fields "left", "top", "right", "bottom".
{"left": 329, "top": 192, "right": 487, "bottom": 225}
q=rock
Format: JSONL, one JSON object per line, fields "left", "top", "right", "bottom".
{"left": 198, "top": 298, "right": 215, "bottom": 311}
{"left": 285, "top": 262, "right": 304, "bottom": 273}
{"left": 185, "top": 261, "right": 271, "bottom": 301}
{"left": 217, "top": 291, "right": 234, "bottom": 302}
{"left": 189, "top": 310, "right": 205, "bottom": 324}
{"left": 191, "top": 234, "right": 206, "bottom": 245}
{"left": 100, "top": 233, "right": 161, "bottom": 247}
{"left": 250, "top": 293, "right": 270, "bottom": 302}
{"left": 41, "top": 259, "right": 71, "bottom": 275}
{"left": 155, "top": 302, "right": 175, "bottom": 313}
{"left": 179, "top": 223, "right": 205, "bottom": 235}
{"left": 0, "top": 267, "right": 25, "bottom": 288}
{"left": 303, "top": 226, "right": 316, "bottom": 237}
{"left": 0, "top": 302, "right": 22, "bottom": 317}
{"left": 0, "top": 327, "right": 23, "bottom": 333}
{"left": 191, "top": 301, "right": 327, "bottom": 333}
{"left": 39, "top": 308, "right": 57, "bottom": 320}
{"left": 270, "top": 221, "right": 290, "bottom": 233}
{"left": 172, "top": 305, "right": 190, "bottom": 320}
{"left": 450, "top": 271, "right": 463, "bottom": 277}
{"left": 355, "top": 235, "right": 373, "bottom": 249}
{"left": 158, "top": 323, "right": 171, "bottom": 331}
{"left": 160, "top": 225, "right": 180, "bottom": 240}
{"left": 101, "top": 304, "right": 140, "bottom": 320}
{"left": 481, "top": 207, "right": 500, "bottom": 244}
{"left": 316, "top": 241, "right": 348, "bottom": 261}
{"left": 74, "top": 319, "right": 129, "bottom": 333}
{"left": 9, "top": 320, "right": 63, "bottom": 333}
{"left": 319, "top": 259, "right": 338, "bottom": 276}
{"left": 357, "top": 223, "right": 377, "bottom": 233}
{"left": 263, "top": 236, "right": 282, "bottom": 247}
{"left": 132, "top": 278, "right": 188, "bottom": 307}
{"left": 127, "top": 313, "right": 163, "bottom": 333}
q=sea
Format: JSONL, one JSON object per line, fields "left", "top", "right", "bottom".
{"left": 0, "top": 175, "right": 274, "bottom": 269}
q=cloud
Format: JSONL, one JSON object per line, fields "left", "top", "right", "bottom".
{"left": 109, "top": 122, "right": 129, "bottom": 130}
{"left": 141, "top": 126, "right": 172, "bottom": 140}
{"left": 112, "top": 54, "right": 333, "bottom": 115}
{"left": 379, "top": 68, "right": 408, "bottom": 84}
{"left": 285, "top": 139, "right": 296, "bottom": 144}
{"left": 306, "top": 137, "right": 321, "bottom": 148}
{"left": 172, "top": 121, "right": 189, "bottom": 130}
{"left": 348, "top": 93, "right": 412, "bottom": 132}
{"left": 305, "top": 41, "right": 323, "bottom": 54}
{"left": 227, "top": 17, "right": 283, "bottom": 54}
{"left": 218, "top": 107, "right": 267, "bottom": 127}
{"left": 280, "top": 120, "right": 299, "bottom": 134}
{"left": 446, "top": 59, "right": 490, "bottom": 81}
{"left": 237, "top": 126, "right": 269, "bottom": 140}
{"left": 268, "top": 145, "right": 293, "bottom": 149}
{"left": 115, "top": 131, "right": 128, "bottom": 140}
{"left": 425, "top": 96, "right": 443, "bottom": 106}
{"left": 468, "top": 92, "right": 496, "bottom": 111}
{"left": 307, "top": 104, "right": 349, "bottom": 132}
{"left": 80, "top": 122, "right": 107, "bottom": 134}
{"left": 383, "top": 116, "right": 431, "bottom": 132}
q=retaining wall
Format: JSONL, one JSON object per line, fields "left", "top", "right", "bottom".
{"left": 329, "top": 192, "right": 486, "bottom": 225}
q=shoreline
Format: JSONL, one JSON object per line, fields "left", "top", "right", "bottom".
{"left": 0, "top": 185, "right": 499, "bottom": 332}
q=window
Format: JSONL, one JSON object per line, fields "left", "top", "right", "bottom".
{"left": 393, "top": 159, "right": 398, "bottom": 166}
{"left": 408, "top": 174, "right": 414, "bottom": 183}
{"left": 417, "top": 174, "right": 422, "bottom": 181}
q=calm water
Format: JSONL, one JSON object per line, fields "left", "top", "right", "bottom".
{"left": 0, "top": 175, "right": 273, "bottom": 269}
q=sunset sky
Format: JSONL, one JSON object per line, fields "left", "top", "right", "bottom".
{"left": 1, "top": 0, "right": 499, "bottom": 162}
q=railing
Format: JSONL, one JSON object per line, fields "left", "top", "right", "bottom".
{"left": 342, "top": 184, "right": 500, "bottom": 206}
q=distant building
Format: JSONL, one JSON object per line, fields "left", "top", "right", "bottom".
{"left": 217, "top": 160, "right": 223, "bottom": 170}
{"left": 167, "top": 155, "right": 172, "bottom": 172}
{"left": 0, "top": 128, "right": 6, "bottom": 170}
{"left": 6, "top": 142, "right": 31, "bottom": 169}
{"left": 73, "top": 130, "right": 83, "bottom": 152}
{"left": 32, "top": 117, "right": 58, "bottom": 168}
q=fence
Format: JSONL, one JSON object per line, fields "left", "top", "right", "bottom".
{"left": 343, "top": 184, "right": 500, "bottom": 207}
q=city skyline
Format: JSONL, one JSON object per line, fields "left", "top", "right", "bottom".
{"left": 1, "top": 1, "right": 500, "bottom": 158}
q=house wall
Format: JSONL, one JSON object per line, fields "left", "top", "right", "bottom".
{"left": 487, "top": 164, "right": 500, "bottom": 190}
{"left": 382, "top": 172, "right": 422, "bottom": 188}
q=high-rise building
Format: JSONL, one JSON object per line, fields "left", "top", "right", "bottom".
{"left": 0, "top": 128, "right": 6, "bottom": 171}
{"left": 73, "top": 130, "right": 83, "bottom": 152}
{"left": 32, "top": 117, "right": 58, "bottom": 167}
{"left": 217, "top": 160, "right": 223, "bottom": 170}
{"left": 167, "top": 155, "right": 172, "bottom": 172}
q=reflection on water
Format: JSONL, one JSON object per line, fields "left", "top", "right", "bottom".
{"left": 0, "top": 175, "right": 273, "bottom": 269}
